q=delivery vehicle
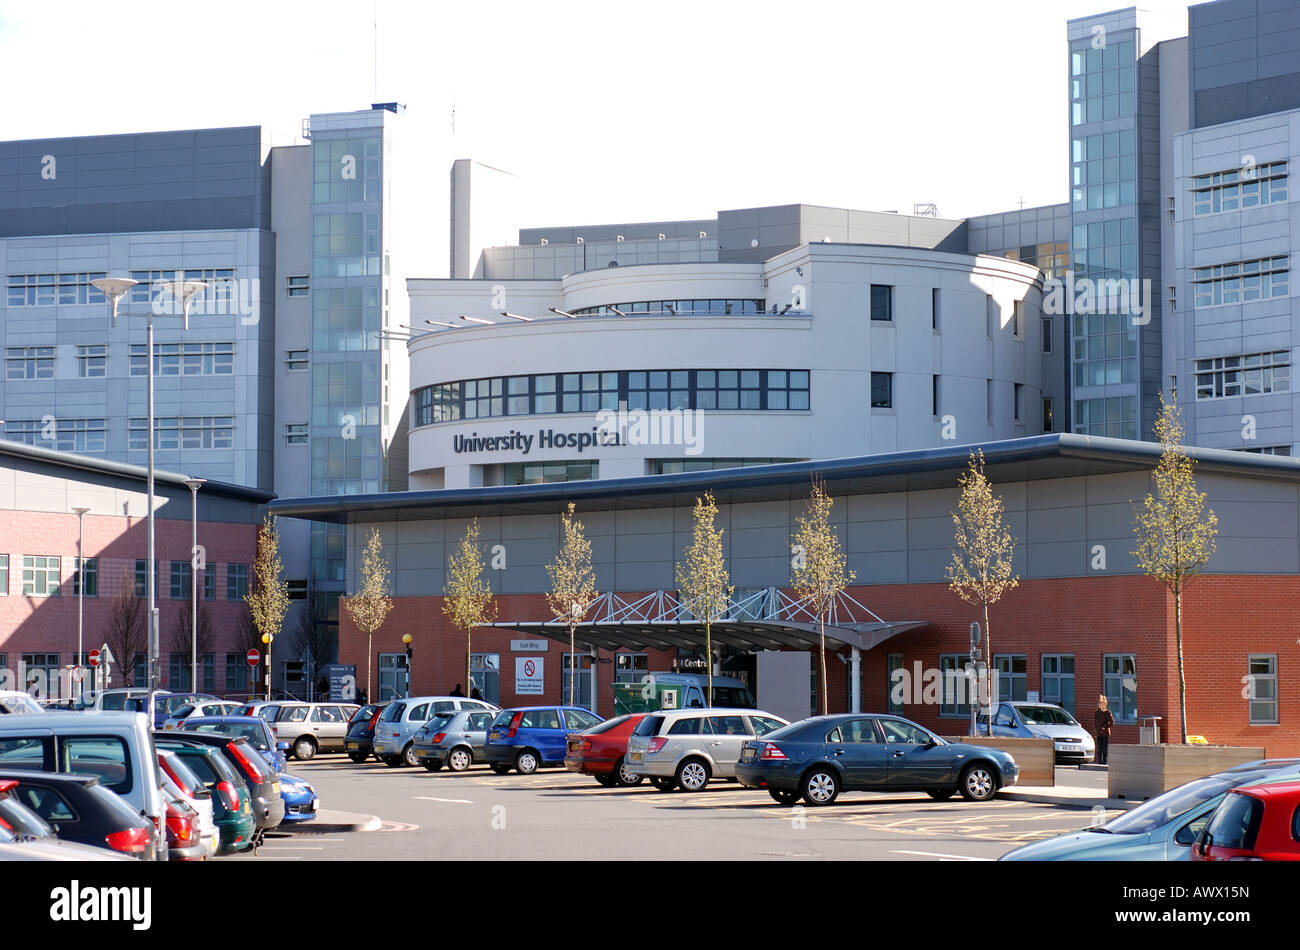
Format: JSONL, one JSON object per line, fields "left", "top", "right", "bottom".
{"left": 611, "top": 673, "right": 756, "bottom": 715}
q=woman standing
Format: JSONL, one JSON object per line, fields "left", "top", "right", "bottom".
{"left": 1094, "top": 694, "right": 1115, "bottom": 765}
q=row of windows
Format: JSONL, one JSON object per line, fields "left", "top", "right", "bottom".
{"left": 128, "top": 417, "right": 234, "bottom": 451}
{"left": 875, "top": 374, "right": 1030, "bottom": 424}
{"left": 1193, "top": 162, "right": 1288, "bottom": 215}
{"left": 651, "top": 458, "right": 802, "bottom": 475}
{"left": 4, "top": 419, "right": 106, "bottom": 453}
{"left": 1195, "top": 351, "right": 1290, "bottom": 400}
{"left": 572, "top": 299, "right": 767, "bottom": 317}
{"left": 503, "top": 460, "right": 599, "bottom": 485}
{"left": 6, "top": 272, "right": 108, "bottom": 307}
{"left": 934, "top": 652, "right": 1139, "bottom": 721}
{"left": 1192, "top": 257, "right": 1289, "bottom": 308}
{"left": 5, "top": 342, "right": 234, "bottom": 379}
{"left": 127, "top": 269, "right": 236, "bottom": 308}
{"left": 413, "top": 369, "right": 812, "bottom": 426}
{"left": 0, "top": 556, "right": 249, "bottom": 600}
{"left": 1073, "top": 395, "right": 1138, "bottom": 440}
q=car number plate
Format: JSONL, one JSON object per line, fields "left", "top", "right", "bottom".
{"left": 272, "top": 781, "right": 280, "bottom": 795}
{"left": 630, "top": 752, "right": 642, "bottom": 761}
{"left": 741, "top": 748, "right": 753, "bottom": 761}
{"left": 489, "top": 732, "right": 499, "bottom": 740}
{"left": 345, "top": 741, "right": 358, "bottom": 750}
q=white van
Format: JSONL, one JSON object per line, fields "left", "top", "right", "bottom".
{"left": 0, "top": 711, "right": 167, "bottom": 859}
{"left": 0, "top": 691, "right": 44, "bottom": 715}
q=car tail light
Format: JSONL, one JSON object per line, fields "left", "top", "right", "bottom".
{"left": 165, "top": 805, "right": 194, "bottom": 844}
{"left": 226, "top": 741, "right": 265, "bottom": 784}
{"left": 507, "top": 712, "right": 522, "bottom": 738}
{"left": 760, "top": 743, "right": 788, "bottom": 760}
{"left": 431, "top": 733, "right": 446, "bottom": 743}
{"left": 368, "top": 709, "right": 381, "bottom": 727}
{"left": 648, "top": 737, "right": 668, "bottom": 754}
{"left": 215, "top": 780, "right": 241, "bottom": 812}
{"left": 106, "top": 827, "right": 152, "bottom": 854}
{"left": 574, "top": 739, "right": 592, "bottom": 751}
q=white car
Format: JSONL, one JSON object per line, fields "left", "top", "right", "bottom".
{"left": 161, "top": 700, "right": 243, "bottom": 730}
{"left": 0, "top": 692, "right": 44, "bottom": 715}
{"left": 624, "top": 708, "right": 790, "bottom": 792}
{"left": 983, "top": 701, "right": 1096, "bottom": 763}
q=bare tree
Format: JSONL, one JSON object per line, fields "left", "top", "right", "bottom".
{"left": 290, "top": 583, "right": 336, "bottom": 699}
{"left": 105, "top": 570, "right": 146, "bottom": 688}
{"left": 168, "top": 595, "right": 216, "bottom": 690}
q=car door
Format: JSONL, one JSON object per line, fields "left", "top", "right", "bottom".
{"left": 879, "top": 718, "right": 955, "bottom": 789}
{"left": 405, "top": 703, "right": 431, "bottom": 746}
{"left": 992, "top": 704, "right": 1019, "bottom": 737}
{"left": 320, "top": 705, "right": 349, "bottom": 749}
{"left": 827, "top": 718, "right": 890, "bottom": 789}
{"left": 704, "top": 715, "right": 750, "bottom": 776}
{"left": 464, "top": 712, "right": 492, "bottom": 758}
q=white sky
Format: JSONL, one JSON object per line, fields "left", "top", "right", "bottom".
{"left": 0, "top": 0, "right": 1194, "bottom": 276}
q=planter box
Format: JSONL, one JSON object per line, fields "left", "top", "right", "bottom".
{"left": 1108, "top": 744, "right": 1268, "bottom": 801}
{"left": 943, "top": 736, "right": 1055, "bottom": 786}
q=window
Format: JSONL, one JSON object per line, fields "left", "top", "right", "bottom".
{"left": 931, "top": 288, "right": 940, "bottom": 330}
{"left": 0, "top": 555, "right": 7, "bottom": 595}
{"left": 127, "top": 268, "right": 235, "bottom": 312}
{"left": 879, "top": 719, "right": 933, "bottom": 744}
{"left": 939, "top": 654, "right": 972, "bottom": 717}
{"left": 1246, "top": 655, "right": 1278, "bottom": 725}
{"left": 225, "top": 654, "right": 249, "bottom": 693}
{"left": 614, "top": 653, "right": 647, "bottom": 684}
{"left": 870, "top": 284, "right": 893, "bottom": 321}
{"left": 226, "top": 564, "right": 249, "bottom": 600}
{"left": 1238, "top": 445, "right": 1291, "bottom": 456}
{"left": 1012, "top": 300, "right": 1024, "bottom": 339}
{"left": 5, "top": 346, "right": 54, "bottom": 380}
{"left": 888, "top": 654, "right": 904, "bottom": 715}
{"left": 202, "top": 566, "right": 215, "bottom": 601}
{"left": 77, "top": 344, "right": 107, "bottom": 377}
{"left": 130, "top": 417, "right": 233, "bottom": 451}
{"left": 504, "top": 460, "right": 598, "bottom": 485}
{"left": 870, "top": 372, "right": 892, "bottom": 409}
{"left": 21, "top": 653, "right": 59, "bottom": 698}
{"left": 994, "top": 654, "right": 1027, "bottom": 702}
{"left": 572, "top": 299, "right": 765, "bottom": 317}
{"left": 1071, "top": 310, "right": 1138, "bottom": 388}
{"left": 21, "top": 556, "right": 60, "bottom": 597}
{"left": 169, "top": 561, "right": 192, "bottom": 600}
{"left": 932, "top": 376, "right": 939, "bottom": 417}
{"left": 470, "top": 653, "right": 500, "bottom": 705}
{"left": 1041, "top": 317, "right": 1053, "bottom": 353}
{"left": 1193, "top": 257, "right": 1289, "bottom": 308}
{"left": 1193, "top": 162, "right": 1288, "bottom": 215}
{"left": 1014, "top": 384, "right": 1024, "bottom": 423}
{"left": 286, "top": 349, "right": 309, "bottom": 372}
{"left": 1103, "top": 654, "right": 1137, "bottom": 724}
{"left": 651, "top": 458, "right": 802, "bottom": 474}
{"left": 1074, "top": 395, "right": 1137, "bottom": 439}
{"left": 286, "top": 423, "right": 309, "bottom": 445}
{"left": 1195, "top": 352, "right": 1289, "bottom": 400}
{"left": 6, "top": 272, "right": 107, "bottom": 307}
{"left": 4, "top": 418, "right": 106, "bottom": 453}
{"left": 129, "top": 342, "right": 233, "bottom": 377}
{"left": 72, "top": 558, "right": 97, "bottom": 598}
{"left": 1042, "top": 397, "right": 1054, "bottom": 432}
{"left": 287, "top": 276, "right": 309, "bottom": 298}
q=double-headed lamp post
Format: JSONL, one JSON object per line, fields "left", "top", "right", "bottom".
{"left": 402, "top": 634, "right": 413, "bottom": 697}
{"left": 183, "top": 478, "right": 205, "bottom": 692}
{"left": 92, "top": 277, "right": 207, "bottom": 718}
{"left": 72, "top": 506, "right": 91, "bottom": 702}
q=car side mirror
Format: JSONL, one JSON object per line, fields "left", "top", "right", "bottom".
{"left": 277, "top": 741, "right": 290, "bottom": 751}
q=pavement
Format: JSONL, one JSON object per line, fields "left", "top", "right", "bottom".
{"left": 1000, "top": 764, "right": 1137, "bottom": 810}
{"left": 282, "top": 808, "right": 381, "bottom": 834}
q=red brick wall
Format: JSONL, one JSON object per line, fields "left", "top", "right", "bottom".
{"left": 337, "top": 575, "right": 1300, "bottom": 753}
{"left": 0, "top": 509, "right": 260, "bottom": 696}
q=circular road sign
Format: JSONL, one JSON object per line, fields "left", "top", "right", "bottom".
{"left": 88, "top": 650, "right": 101, "bottom": 667}
{"left": 246, "top": 649, "right": 261, "bottom": 667}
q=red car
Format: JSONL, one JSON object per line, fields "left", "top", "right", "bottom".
{"left": 565, "top": 713, "right": 647, "bottom": 787}
{"left": 1192, "top": 780, "right": 1300, "bottom": 862}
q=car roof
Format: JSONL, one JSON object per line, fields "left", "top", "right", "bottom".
{"left": 0, "top": 710, "right": 145, "bottom": 728}
{"left": 0, "top": 768, "right": 98, "bottom": 788}
{"left": 183, "top": 716, "right": 268, "bottom": 725}
{"left": 1234, "top": 780, "right": 1300, "bottom": 800}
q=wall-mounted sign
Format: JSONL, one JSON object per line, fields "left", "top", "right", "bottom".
{"left": 516, "top": 656, "right": 544, "bottom": 695}
{"left": 511, "top": 640, "right": 549, "bottom": 652}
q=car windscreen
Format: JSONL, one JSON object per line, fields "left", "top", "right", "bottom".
{"left": 0, "top": 695, "right": 44, "bottom": 714}
{"left": 418, "top": 714, "right": 456, "bottom": 734}
{"left": 585, "top": 715, "right": 634, "bottom": 735}
{"left": 350, "top": 705, "right": 379, "bottom": 724}
{"left": 100, "top": 693, "right": 137, "bottom": 711}
{"left": 1015, "top": 705, "right": 1077, "bottom": 726}
{"left": 711, "top": 688, "right": 756, "bottom": 708}
{"left": 162, "top": 753, "right": 208, "bottom": 796}
{"left": 491, "top": 711, "right": 515, "bottom": 730}
{"left": 88, "top": 781, "right": 150, "bottom": 825}
{"left": 1105, "top": 776, "right": 1239, "bottom": 834}
{"left": 188, "top": 722, "right": 270, "bottom": 751}
{"left": 632, "top": 716, "right": 664, "bottom": 738}
{"left": 1204, "top": 792, "right": 1264, "bottom": 851}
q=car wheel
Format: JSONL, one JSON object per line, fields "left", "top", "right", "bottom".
{"left": 403, "top": 743, "right": 420, "bottom": 768}
{"left": 615, "top": 757, "right": 644, "bottom": 787}
{"left": 959, "top": 763, "right": 997, "bottom": 802}
{"left": 594, "top": 773, "right": 616, "bottom": 787}
{"left": 293, "top": 737, "right": 317, "bottom": 761}
{"left": 649, "top": 776, "right": 676, "bottom": 792}
{"left": 675, "top": 758, "right": 711, "bottom": 793}
{"left": 347, "top": 751, "right": 368, "bottom": 764}
{"left": 769, "top": 789, "right": 801, "bottom": 806}
{"left": 927, "top": 788, "right": 957, "bottom": 801}
{"left": 383, "top": 755, "right": 403, "bottom": 768}
{"left": 489, "top": 763, "right": 509, "bottom": 775}
{"left": 447, "top": 748, "right": 472, "bottom": 772}
{"left": 801, "top": 767, "right": 839, "bottom": 806}
{"left": 515, "top": 749, "right": 540, "bottom": 774}
{"left": 423, "top": 761, "right": 443, "bottom": 772}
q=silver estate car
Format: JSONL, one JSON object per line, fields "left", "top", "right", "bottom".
{"left": 409, "top": 709, "right": 497, "bottom": 771}
{"left": 271, "top": 703, "right": 361, "bottom": 760}
{"left": 373, "top": 697, "right": 498, "bottom": 767}
{"left": 624, "top": 708, "right": 789, "bottom": 792}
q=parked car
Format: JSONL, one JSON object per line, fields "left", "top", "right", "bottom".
{"left": 0, "top": 710, "right": 168, "bottom": 855}
{"left": 278, "top": 774, "right": 318, "bottom": 823}
{"left": 159, "top": 775, "right": 208, "bottom": 861}
{"left": 157, "top": 748, "right": 218, "bottom": 856}
{"left": 1193, "top": 779, "right": 1300, "bottom": 862}
{"left": 0, "top": 821, "right": 136, "bottom": 861}
{"left": 0, "top": 691, "right": 44, "bottom": 715}
{"left": 178, "top": 716, "right": 290, "bottom": 774}
{"left": 153, "top": 742, "right": 256, "bottom": 855}
{"left": 237, "top": 702, "right": 284, "bottom": 721}
{"left": 1000, "top": 759, "right": 1300, "bottom": 861}
{"left": 85, "top": 688, "right": 151, "bottom": 712}
{"left": 0, "top": 769, "right": 159, "bottom": 859}
{"left": 116, "top": 691, "right": 219, "bottom": 730}
{"left": 484, "top": 706, "right": 605, "bottom": 774}
{"left": 161, "top": 700, "right": 243, "bottom": 730}
{"left": 734, "top": 713, "right": 1020, "bottom": 805}
{"left": 410, "top": 709, "right": 496, "bottom": 772}
{"left": 344, "top": 703, "right": 387, "bottom": 763}
{"left": 155, "top": 733, "right": 283, "bottom": 836}
{"left": 0, "top": 778, "right": 61, "bottom": 839}
{"left": 625, "top": 708, "right": 790, "bottom": 792}
{"left": 374, "top": 696, "right": 498, "bottom": 767}
{"left": 269, "top": 702, "right": 360, "bottom": 760}
{"left": 977, "top": 701, "right": 1095, "bottom": 764}
{"left": 565, "top": 713, "right": 649, "bottom": 786}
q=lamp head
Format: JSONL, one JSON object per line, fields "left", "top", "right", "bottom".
{"left": 90, "top": 277, "right": 140, "bottom": 326}
{"left": 402, "top": 634, "right": 412, "bottom": 646}
{"left": 261, "top": 633, "right": 271, "bottom": 645}
{"left": 153, "top": 280, "right": 209, "bottom": 329}
{"left": 183, "top": 477, "right": 206, "bottom": 492}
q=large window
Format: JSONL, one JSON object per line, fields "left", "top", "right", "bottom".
{"left": 6, "top": 272, "right": 107, "bottom": 307}
{"left": 1041, "top": 654, "right": 1075, "bottom": 715}
{"left": 1070, "top": 216, "right": 1136, "bottom": 280}
{"left": 413, "top": 369, "right": 810, "bottom": 426}
{"left": 170, "top": 562, "right": 192, "bottom": 600}
{"left": 21, "top": 556, "right": 60, "bottom": 597}
{"left": 311, "top": 284, "right": 382, "bottom": 351}
{"left": 0, "top": 555, "right": 8, "bottom": 595}
{"left": 1193, "top": 257, "right": 1289, "bottom": 308}
{"left": 1103, "top": 654, "right": 1137, "bottom": 724}
{"left": 5, "top": 346, "right": 54, "bottom": 380}
{"left": 469, "top": 653, "right": 500, "bottom": 705}
{"left": 225, "top": 653, "right": 250, "bottom": 693}
{"left": 888, "top": 654, "right": 904, "bottom": 715}
{"left": 1073, "top": 395, "right": 1137, "bottom": 439}
{"left": 72, "top": 558, "right": 98, "bottom": 598}
{"left": 226, "top": 564, "right": 249, "bottom": 601}
{"left": 614, "top": 653, "right": 648, "bottom": 684}
{"left": 1246, "top": 655, "right": 1278, "bottom": 725}
{"left": 77, "top": 344, "right": 107, "bottom": 378}
{"left": 129, "top": 417, "right": 233, "bottom": 451}
{"left": 870, "top": 285, "right": 893, "bottom": 321}
{"left": 1195, "top": 352, "right": 1290, "bottom": 400}
{"left": 1194, "top": 162, "right": 1288, "bottom": 215}
{"left": 939, "top": 654, "right": 972, "bottom": 717}
{"left": 651, "top": 458, "right": 801, "bottom": 475}
{"left": 870, "top": 372, "right": 892, "bottom": 409}
{"left": 128, "top": 269, "right": 236, "bottom": 313}
{"left": 134, "top": 559, "right": 160, "bottom": 597}
{"left": 129, "top": 342, "right": 234, "bottom": 377}
{"left": 503, "top": 460, "right": 598, "bottom": 485}
{"left": 572, "top": 299, "right": 765, "bottom": 317}
{"left": 994, "top": 654, "right": 1027, "bottom": 702}
{"left": 1070, "top": 39, "right": 1136, "bottom": 127}
{"left": 311, "top": 208, "right": 382, "bottom": 281}
{"left": 1072, "top": 311, "right": 1137, "bottom": 388}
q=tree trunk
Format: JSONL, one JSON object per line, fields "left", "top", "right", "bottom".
{"left": 466, "top": 629, "right": 472, "bottom": 701}
{"left": 569, "top": 624, "right": 576, "bottom": 708}
{"left": 983, "top": 601, "right": 993, "bottom": 737}
{"left": 1175, "top": 583, "right": 1187, "bottom": 744}
{"left": 705, "top": 620, "right": 713, "bottom": 706}
{"left": 366, "top": 631, "right": 373, "bottom": 702}
{"left": 820, "top": 615, "right": 829, "bottom": 716}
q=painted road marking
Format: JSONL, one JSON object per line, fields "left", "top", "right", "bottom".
{"left": 413, "top": 796, "right": 474, "bottom": 804}
{"left": 892, "top": 850, "right": 992, "bottom": 861}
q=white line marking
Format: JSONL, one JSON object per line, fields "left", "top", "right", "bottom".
{"left": 263, "top": 846, "right": 325, "bottom": 850}
{"left": 891, "top": 850, "right": 992, "bottom": 861}
{"left": 413, "top": 796, "right": 474, "bottom": 804}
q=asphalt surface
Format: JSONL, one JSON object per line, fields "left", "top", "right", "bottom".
{"left": 253, "top": 756, "right": 1122, "bottom": 861}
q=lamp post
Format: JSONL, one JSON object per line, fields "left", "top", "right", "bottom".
{"left": 183, "top": 478, "right": 205, "bottom": 693}
{"left": 261, "top": 632, "right": 273, "bottom": 701}
{"left": 72, "top": 507, "right": 90, "bottom": 703}
{"left": 92, "top": 277, "right": 207, "bottom": 721}
{"left": 402, "top": 633, "right": 413, "bottom": 698}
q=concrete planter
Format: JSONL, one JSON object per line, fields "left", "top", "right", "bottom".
{"left": 1107, "top": 744, "right": 1268, "bottom": 801}
{"left": 943, "top": 736, "right": 1055, "bottom": 786}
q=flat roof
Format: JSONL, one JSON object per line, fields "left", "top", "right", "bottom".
{"left": 267, "top": 433, "right": 1300, "bottom": 524}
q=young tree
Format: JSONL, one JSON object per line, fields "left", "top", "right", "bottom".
{"left": 343, "top": 527, "right": 394, "bottom": 701}
{"left": 675, "top": 492, "right": 733, "bottom": 706}
{"left": 545, "top": 503, "right": 599, "bottom": 708}
{"left": 791, "top": 479, "right": 856, "bottom": 716}
{"left": 1133, "top": 391, "right": 1218, "bottom": 744}
{"left": 245, "top": 514, "right": 290, "bottom": 700}
{"left": 106, "top": 570, "right": 146, "bottom": 688}
{"left": 946, "top": 449, "right": 1020, "bottom": 734}
{"left": 443, "top": 519, "right": 497, "bottom": 696}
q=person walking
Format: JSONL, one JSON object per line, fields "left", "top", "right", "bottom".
{"left": 450, "top": 683, "right": 465, "bottom": 697}
{"left": 1094, "top": 694, "right": 1114, "bottom": 766}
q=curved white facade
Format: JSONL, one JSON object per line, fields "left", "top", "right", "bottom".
{"left": 406, "top": 244, "right": 1044, "bottom": 489}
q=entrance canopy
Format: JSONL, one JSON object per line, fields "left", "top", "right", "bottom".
{"left": 489, "top": 588, "right": 926, "bottom": 654}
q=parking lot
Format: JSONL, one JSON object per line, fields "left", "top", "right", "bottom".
{"left": 252, "top": 755, "right": 1119, "bottom": 861}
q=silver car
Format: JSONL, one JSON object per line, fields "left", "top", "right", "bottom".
{"left": 624, "top": 708, "right": 789, "bottom": 792}
{"left": 373, "top": 696, "right": 497, "bottom": 767}
{"left": 981, "top": 701, "right": 1096, "bottom": 764}
{"left": 409, "top": 709, "right": 496, "bottom": 771}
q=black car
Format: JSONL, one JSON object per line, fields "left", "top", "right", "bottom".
{"left": 344, "top": 703, "right": 387, "bottom": 763}
{"left": 156, "top": 733, "right": 284, "bottom": 836}
{"left": 0, "top": 770, "right": 159, "bottom": 859}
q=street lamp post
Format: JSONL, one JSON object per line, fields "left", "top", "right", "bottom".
{"left": 92, "top": 277, "right": 207, "bottom": 722}
{"left": 72, "top": 506, "right": 90, "bottom": 703}
{"left": 262, "top": 632, "right": 273, "bottom": 701}
{"left": 402, "top": 633, "right": 413, "bottom": 698}
{"left": 183, "top": 478, "right": 206, "bottom": 693}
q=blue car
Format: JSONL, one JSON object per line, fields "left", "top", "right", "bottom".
{"left": 1000, "top": 758, "right": 1300, "bottom": 860}
{"left": 179, "top": 716, "right": 316, "bottom": 823}
{"left": 484, "top": 706, "right": 604, "bottom": 774}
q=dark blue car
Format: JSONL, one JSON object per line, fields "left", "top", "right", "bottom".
{"left": 484, "top": 706, "right": 604, "bottom": 774}
{"left": 179, "top": 716, "right": 316, "bottom": 823}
